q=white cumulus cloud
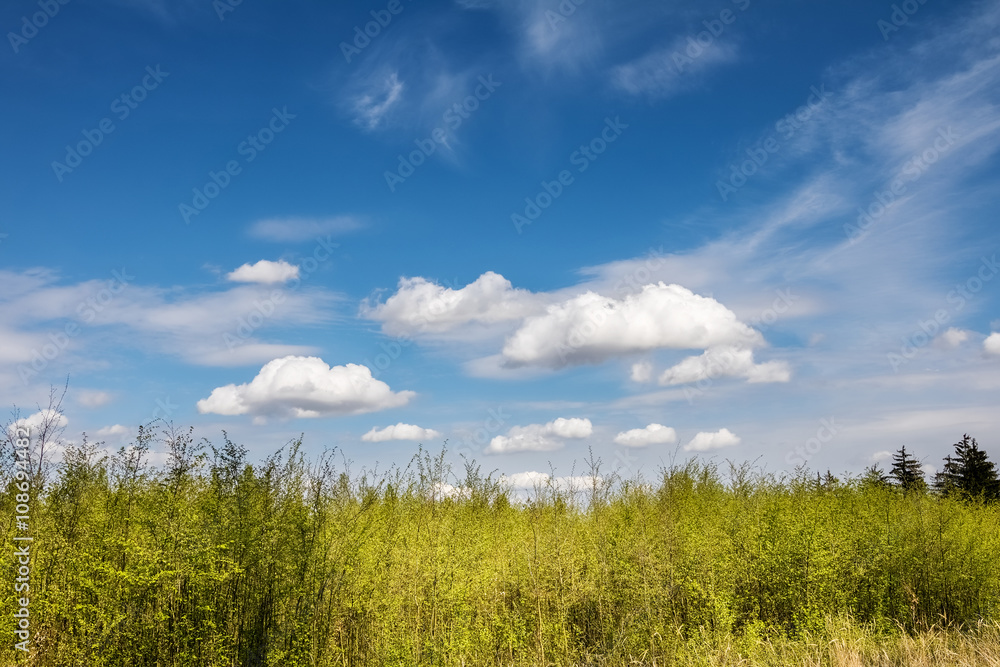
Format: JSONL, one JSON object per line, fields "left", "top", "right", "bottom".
{"left": 630, "top": 361, "right": 653, "bottom": 383}
{"left": 684, "top": 428, "right": 741, "bottom": 452}
{"left": 985, "top": 332, "right": 1000, "bottom": 356}
{"left": 431, "top": 482, "right": 471, "bottom": 500}
{"left": 196, "top": 355, "right": 415, "bottom": 419}
{"left": 502, "top": 471, "right": 551, "bottom": 488}
{"left": 658, "top": 346, "right": 791, "bottom": 385}
{"left": 501, "top": 471, "right": 601, "bottom": 492}
{"left": 226, "top": 259, "right": 300, "bottom": 284}
{"left": 361, "top": 423, "right": 442, "bottom": 442}
{"left": 935, "top": 327, "right": 970, "bottom": 348}
{"left": 94, "top": 424, "right": 130, "bottom": 438}
{"left": 486, "top": 417, "right": 592, "bottom": 454}
{"left": 502, "top": 283, "right": 762, "bottom": 369}
{"left": 363, "top": 271, "right": 543, "bottom": 336}
{"left": 546, "top": 417, "right": 593, "bottom": 438}
{"left": 613, "top": 423, "right": 678, "bottom": 448}
{"left": 7, "top": 409, "right": 68, "bottom": 438}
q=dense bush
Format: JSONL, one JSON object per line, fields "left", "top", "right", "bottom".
{"left": 2, "top": 426, "right": 999, "bottom": 666}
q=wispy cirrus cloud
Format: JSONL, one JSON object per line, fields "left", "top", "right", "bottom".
{"left": 0, "top": 269, "right": 341, "bottom": 372}
{"left": 590, "top": 2, "right": 1000, "bottom": 426}
{"left": 453, "top": 0, "right": 605, "bottom": 72}
{"left": 612, "top": 38, "right": 739, "bottom": 98}
{"left": 350, "top": 70, "right": 405, "bottom": 130}
{"left": 358, "top": 0, "right": 1000, "bottom": 429}
{"left": 248, "top": 216, "right": 362, "bottom": 242}
{"left": 76, "top": 389, "right": 113, "bottom": 408}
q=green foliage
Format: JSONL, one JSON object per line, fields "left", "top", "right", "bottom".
{"left": 1, "top": 427, "right": 1000, "bottom": 665}
{"left": 861, "top": 463, "right": 891, "bottom": 490}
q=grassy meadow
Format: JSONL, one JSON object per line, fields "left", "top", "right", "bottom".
{"left": 2, "top": 426, "right": 1000, "bottom": 666}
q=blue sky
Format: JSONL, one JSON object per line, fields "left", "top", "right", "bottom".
{"left": 3, "top": 0, "right": 1000, "bottom": 484}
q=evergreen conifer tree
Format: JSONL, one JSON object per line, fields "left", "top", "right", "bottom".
{"left": 890, "top": 446, "right": 925, "bottom": 492}
{"left": 934, "top": 434, "right": 999, "bottom": 502}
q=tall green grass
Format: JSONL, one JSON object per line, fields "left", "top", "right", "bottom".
{"left": 2, "top": 426, "right": 999, "bottom": 666}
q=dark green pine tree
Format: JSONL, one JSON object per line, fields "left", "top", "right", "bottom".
{"left": 890, "top": 446, "right": 926, "bottom": 492}
{"left": 934, "top": 434, "right": 1000, "bottom": 502}
{"left": 933, "top": 454, "right": 960, "bottom": 496}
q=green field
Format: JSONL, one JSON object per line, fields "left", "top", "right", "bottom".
{"left": 3, "top": 426, "right": 1000, "bottom": 666}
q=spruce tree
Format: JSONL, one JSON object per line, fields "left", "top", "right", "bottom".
{"left": 890, "top": 446, "right": 925, "bottom": 492}
{"left": 933, "top": 454, "right": 960, "bottom": 496}
{"left": 935, "top": 434, "right": 999, "bottom": 502}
